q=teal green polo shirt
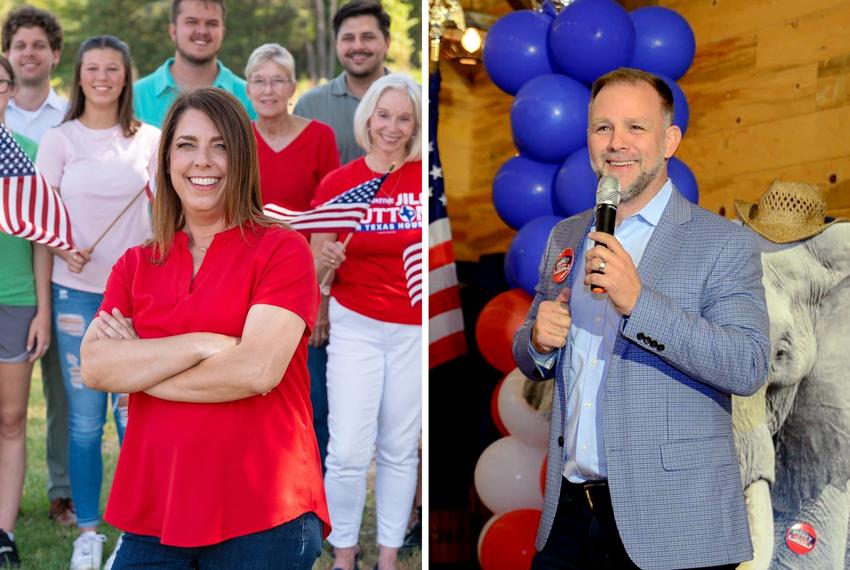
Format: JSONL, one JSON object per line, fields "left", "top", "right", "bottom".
{"left": 133, "top": 58, "right": 256, "bottom": 128}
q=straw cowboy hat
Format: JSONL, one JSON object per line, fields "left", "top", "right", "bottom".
{"left": 734, "top": 179, "right": 847, "bottom": 243}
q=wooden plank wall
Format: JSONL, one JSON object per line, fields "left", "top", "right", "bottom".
{"left": 439, "top": 0, "right": 850, "bottom": 262}
{"left": 436, "top": 64, "right": 517, "bottom": 261}
{"left": 666, "top": 0, "right": 850, "bottom": 218}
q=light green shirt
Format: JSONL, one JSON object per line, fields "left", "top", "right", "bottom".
{"left": 0, "top": 132, "right": 39, "bottom": 306}
{"left": 133, "top": 58, "right": 256, "bottom": 128}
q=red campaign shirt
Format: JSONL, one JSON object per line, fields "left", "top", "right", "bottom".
{"left": 313, "top": 158, "right": 422, "bottom": 325}
{"left": 254, "top": 120, "right": 340, "bottom": 211}
{"left": 97, "top": 224, "right": 330, "bottom": 547}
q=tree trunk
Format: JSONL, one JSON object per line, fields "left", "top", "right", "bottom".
{"left": 314, "top": 0, "right": 328, "bottom": 80}
{"left": 305, "top": 41, "right": 317, "bottom": 84}
{"left": 326, "top": 0, "right": 338, "bottom": 79}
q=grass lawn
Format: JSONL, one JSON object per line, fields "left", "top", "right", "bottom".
{"left": 17, "top": 372, "right": 420, "bottom": 569}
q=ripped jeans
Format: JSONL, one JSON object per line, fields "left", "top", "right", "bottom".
{"left": 52, "top": 284, "right": 127, "bottom": 528}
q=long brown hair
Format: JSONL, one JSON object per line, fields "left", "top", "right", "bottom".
{"left": 151, "top": 87, "right": 278, "bottom": 262}
{"left": 64, "top": 35, "right": 139, "bottom": 138}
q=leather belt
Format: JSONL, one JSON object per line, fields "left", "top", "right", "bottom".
{"left": 563, "top": 479, "right": 612, "bottom": 514}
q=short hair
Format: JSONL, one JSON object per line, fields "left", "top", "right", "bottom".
{"left": 2, "top": 5, "right": 63, "bottom": 53}
{"left": 171, "top": 0, "right": 227, "bottom": 23}
{"left": 64, "top": 35, "right": 140, "bottom": 138}
{"left": 0, "top": 55, "right": 16, "bottom": 85}
{"left": 244, "top": 43, "right": 296, "bottom": 81}
{"left": 590, "top": 67, "right": 675, "bottom": 126}
{"left": 151, "top": 88, "right": 277, "bottom": 262}
{"left": 353, "top": 73, "right": 421, "bottom": 163}
{"left": 333, "top": 0, "right": 391, "bottom": 39}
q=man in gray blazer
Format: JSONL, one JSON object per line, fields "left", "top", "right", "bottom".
{"left": 513, "top": 68, "right": 770, "bottom": 570}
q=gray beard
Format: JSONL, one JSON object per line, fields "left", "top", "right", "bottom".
{"left": 618, "top": 154, "right": 665, "bottom": 203}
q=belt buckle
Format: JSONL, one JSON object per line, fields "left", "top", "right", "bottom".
{"left": 583, "top": 482, "right": 605, "bottom": 512}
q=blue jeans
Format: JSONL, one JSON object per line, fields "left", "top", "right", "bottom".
{"left": 111, "top": 512, "right": 323, "bottom": 569}
{"left": 307, "top": 343, "right": 328, "bottom": 473}
{"left": 52, "top": 284, "right": 127, "bottom": 528}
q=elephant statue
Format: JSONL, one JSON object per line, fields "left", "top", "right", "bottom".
{"left": 733, "top": 223, "right": 850, "bottom": 569}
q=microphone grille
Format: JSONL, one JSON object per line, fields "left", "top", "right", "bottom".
{"left": 596, "top": 176, "right": 621, "bottom": 206}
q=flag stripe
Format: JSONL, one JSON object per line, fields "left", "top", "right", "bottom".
{"left": 430, "top": 285, "right": 461, "bottom": 320}
{"left": 430, "top": 331, "right": 468, "bottom": 369}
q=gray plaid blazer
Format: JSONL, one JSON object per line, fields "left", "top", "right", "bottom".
{"left": 513, "top": 187, "right": 770, "bottom": 570}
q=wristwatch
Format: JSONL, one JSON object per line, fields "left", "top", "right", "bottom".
{"left": 320, "top": 284, "right": 331, "bottom": 296}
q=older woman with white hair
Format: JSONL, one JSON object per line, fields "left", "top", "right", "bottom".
{"left": 245, "top": 42, "right": 339, "bottom": 470}
{"left": 310, "top": 73, "right": 422, "bottom": 570}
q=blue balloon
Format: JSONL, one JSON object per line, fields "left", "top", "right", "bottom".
{"left": 505, "top": 216, "right": 563, "bottom": 296}
{"left": 555, "top": 146, "right": 598, "bottom": 217}
{"left": 549, "top": 0, "right": 635, "bottom": 85}
{"left": 630, "top": 7, "right": 696, "bottom": 81}
{"left": 658, "top": 74, "right": 690, "bottom": 135}
{"left": 493, "top": 156, "right": 560, "bottom": 230}
{"left": 668, "top": 156, "right": 699, "bottom": 203}
{"left": 511, "top": 74, "right": 590, "bottom": 164}
{"left": 483, "top": 10, "right": 555, "bottom": 95}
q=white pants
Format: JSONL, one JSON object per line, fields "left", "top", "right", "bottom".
{"left": 324, "top": 298, "right": 422, "bottom": 548}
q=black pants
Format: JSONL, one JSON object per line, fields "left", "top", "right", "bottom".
{"left": 531, "top": 478, "right": 738, "bottom": 570}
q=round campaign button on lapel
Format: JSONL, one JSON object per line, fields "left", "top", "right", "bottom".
{"left": 552, "top": 247, "right": 574, "bottom": 284}
{"left": 785, "top": 522, "right": 816, "bottom": 555}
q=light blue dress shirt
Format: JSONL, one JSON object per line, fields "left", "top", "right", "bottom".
{"left": 531, "top": 180, "right": 673, "bottom": 483}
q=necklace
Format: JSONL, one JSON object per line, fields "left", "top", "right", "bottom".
{"left": 188, "top": 235, "right": 211, "bottom": 254}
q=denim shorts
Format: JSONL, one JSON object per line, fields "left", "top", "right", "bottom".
{"left": 111, "top": 512, "right": 323, "bottom": 569}
{"left": 0, "top": 304, "right": 36, "bottom": 362}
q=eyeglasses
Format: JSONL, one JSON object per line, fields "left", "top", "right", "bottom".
{"left": 0, "top": 80, "right": 14, "bottom": 94}
{"left": 249, "top": 77, "right": 294, "bottom": 90}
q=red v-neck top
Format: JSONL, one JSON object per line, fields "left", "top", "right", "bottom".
{"left": 98, "top": 223, "right": 330, "bottom": 547}
{"left": 254, "top": 120, "right": 340, "bottom": 212}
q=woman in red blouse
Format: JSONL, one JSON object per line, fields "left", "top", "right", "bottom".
{"left": 311, "top": 73, "right": 422, "bottom": 570}
{"left": 79, "top": 88, "right": 329, "bottom": 568}
{"left": 245, "top": 42, "right": 340, "bottom": 474}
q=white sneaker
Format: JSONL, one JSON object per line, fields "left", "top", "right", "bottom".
{"left": 70, "top": 531, "right": 107, "bottom": 570}
{"left": 103, "top": 534, "right": 123, "bottom": 570}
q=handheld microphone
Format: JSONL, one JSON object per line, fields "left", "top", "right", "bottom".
{"left": 591, "top": 176, "right": 620, "bottom": 294}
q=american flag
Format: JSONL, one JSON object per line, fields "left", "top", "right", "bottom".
{"left": 263, "top": 172, "right": 388, "bottom": 232}
{"left": 0, "top": 126, "right": 74, "bottom": 250}
{"left": 403, "top": 241, "right": 422, "bottom": 306}
{"left": 429, "top": 70, "right": 467, "bottom": 368}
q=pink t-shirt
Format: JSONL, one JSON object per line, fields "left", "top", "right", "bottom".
{"left": 36, "top": 120, "right": 160, "bottom": 293}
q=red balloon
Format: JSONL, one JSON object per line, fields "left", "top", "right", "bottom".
{"left": 491, "top": 377, "right": 509, "bottom": 436}
{"left": 476, "top": 289, "right": 533, "bottom": 373}
{"left": 479, "top": 509, "right": 541, "bottom": 570}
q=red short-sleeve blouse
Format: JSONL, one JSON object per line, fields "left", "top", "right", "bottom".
{"left": 254, "top": 120, "right": 340, "bottom": 212}
{"left": 313, "top": 158, "right": 422, "bottom": 325}
{"left": 98, "top": 224, "right": 330, "bottom": 547}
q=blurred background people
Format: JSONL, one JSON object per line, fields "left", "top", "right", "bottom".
{"left": 311, "top": 73, "right": 422, "bottom": 570}
{"left": 295, "top": 0, "right": 391, "bottom": 165}
{"left": 36, "top": 35, "right": 160, "bottom": 570}
{"left": 134, "top": 0, "right": 254, "bottom": 127}
{"left": 1, "top": 4, "right": 73, "bottom": 528}
{"left": 0, "top": 54, "right": 51, "bottom": 568}
{"left": 245, "top": 41, "right": 339, "bottom": 471}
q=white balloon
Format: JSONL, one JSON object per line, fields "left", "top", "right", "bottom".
{"left": 498, "top": 368, "right": 550, "bottom": 448}
{"left": 474, "top": 436, "right": 545, "bottom": 514}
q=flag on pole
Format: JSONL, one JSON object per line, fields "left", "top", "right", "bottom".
{"left": 263, "top": 172, "right": 389, "bottom": 233}
{"left": 429, "top": 70, "right": 467, "bottom": 368}
{"left": 403, "top": 241, "right": 422, "bottom": 306}
{"left": 0, "top": 126, "right": 74, "bottom": 251}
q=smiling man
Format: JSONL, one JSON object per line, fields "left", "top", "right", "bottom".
{"left": 133, "top": 0, "right": 254, "bottom": 127}
{"left": 513, "top": 68, "right": 770, "bottom": 570}
{"left": 294, "top": 0, "right": 391, "bottom": 165}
